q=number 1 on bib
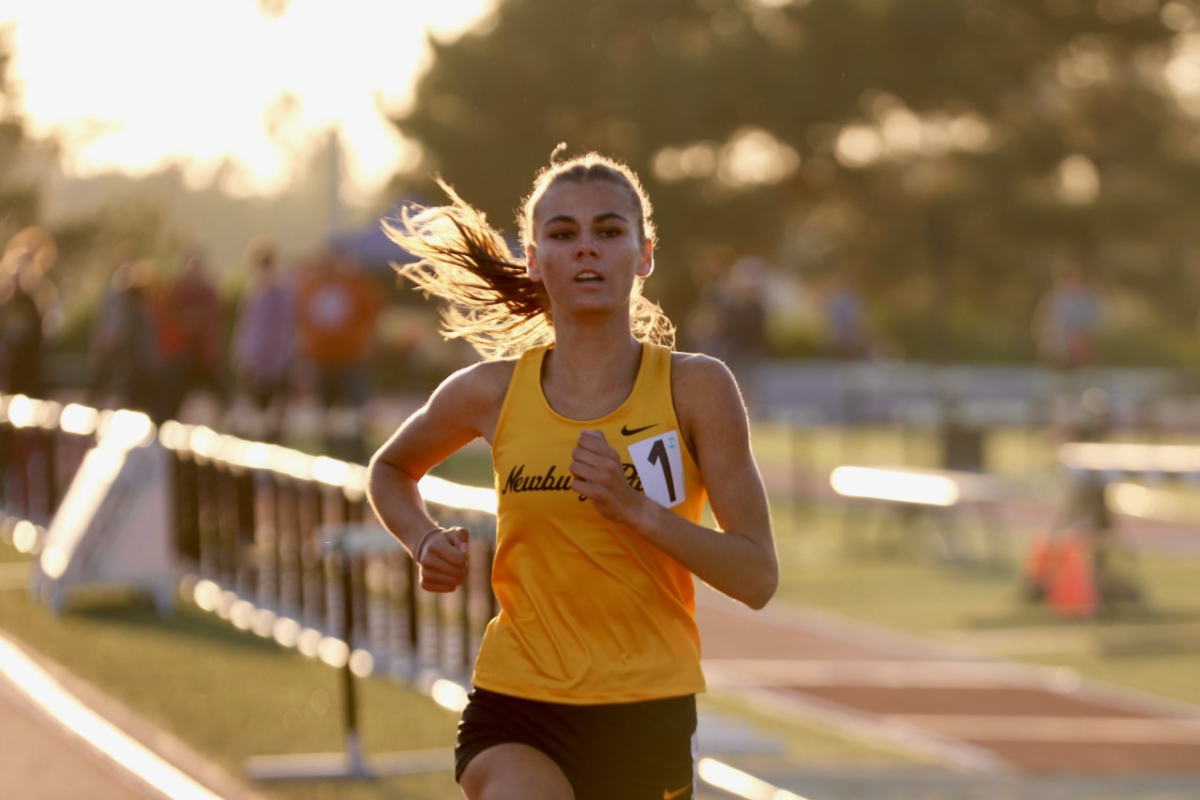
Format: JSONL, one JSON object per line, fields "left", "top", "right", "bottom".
{"left": 627, "top": 431, "right": 685, "bottom": 509}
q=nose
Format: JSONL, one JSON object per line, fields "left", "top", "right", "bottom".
{"left": 574, "top": 232, "right": 599, "bottom": 258}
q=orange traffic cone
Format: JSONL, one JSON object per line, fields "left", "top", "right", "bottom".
{"left": 1047, "top": 535, "right": 1097, "bottom": 618}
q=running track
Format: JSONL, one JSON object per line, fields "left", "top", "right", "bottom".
{"left": 697, "top": 587, "right": 1200, "bottom": 777}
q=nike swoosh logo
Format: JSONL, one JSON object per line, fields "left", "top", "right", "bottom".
{"left": 663, "top": 782, "right": 692, "bottom": 800}
{"left": 621, "top": 423, "right": 658, "bottom": 436}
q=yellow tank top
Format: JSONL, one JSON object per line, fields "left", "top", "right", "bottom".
{"left": 473, "top": 342, "right": 708, "bottom": 704}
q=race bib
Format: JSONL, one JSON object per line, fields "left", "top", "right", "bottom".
{"left": 627, "top": 430, "right": 685, "bottom": 508}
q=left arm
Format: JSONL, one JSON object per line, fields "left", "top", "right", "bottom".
{"left": 570, "top": 353, "right": 778, "bottom": 609}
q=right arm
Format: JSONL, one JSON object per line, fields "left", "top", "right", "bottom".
{"left": 365, "top": 359, "right": 510, "bottom": 591}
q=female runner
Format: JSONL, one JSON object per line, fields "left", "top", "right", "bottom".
{"left": 367, "top": 151, "right": 777, "bottom": 800}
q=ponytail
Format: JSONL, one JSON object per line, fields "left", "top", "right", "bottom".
{"left": 384, "top": 181, "right": 554, "bottom": 359}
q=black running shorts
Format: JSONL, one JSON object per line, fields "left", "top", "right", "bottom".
{"left": 455, "top": 686, "right": 697, "bottom": 800}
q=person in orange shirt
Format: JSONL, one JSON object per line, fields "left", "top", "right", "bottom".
{"left": 294, "top": 249, "right": 382, "bottom": 459}
{"left": 366, "top": 152, "right": 778, "bottom": 799}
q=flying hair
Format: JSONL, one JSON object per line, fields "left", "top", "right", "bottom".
{"left": 383, "top": 152, "right": 674, "bottom": 360}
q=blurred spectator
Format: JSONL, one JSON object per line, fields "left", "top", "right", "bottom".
{"left": 0, "top": 249, "right": 48, "bottom": 396}
{"left": 1033, "top": 256, "right": 1102, "bottom": 371}
{"left": 0, "top": 230, "right": 60, "bottom": 520}
{"left": 88, "top": 255, "right": 162, "bottom": 415}
{"left": 683, "top": 251, "right": 769, "bottom": 408}
{"left": 0, "top": 229, "right": 61, "bottom": 396}
{"left": 156, "top": 252, "right": 228, "bottom": 423}
{"left": 89, "top": 241, "right": 137, "bottom": 396}
{"left": 231, "top": 237, "right": 294, "bottom": 442}
{"left": 681, "top": 243, "right": 736, "bottom": 355}
{"left": 820, "top": 270, "right": 869, "bottom": 360}
{"left": 294, "top": 250, "right": 382, "bottom": 460}
{"left": 719, "top": 255, "right": 770, "bottom": 367}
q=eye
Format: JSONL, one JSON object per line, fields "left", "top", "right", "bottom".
{"left": 598, "top": 227, "right": 622, "bottom": 238}
{"left": 547, "top": 229, "right": 574, "bottom": 241}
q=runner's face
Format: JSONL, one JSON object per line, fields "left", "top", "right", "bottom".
{"left": 527, "top": 180, "right": 652, "bottom": 318}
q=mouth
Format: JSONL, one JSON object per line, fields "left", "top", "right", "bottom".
{"left": 574, "top": 270, "right": 603, "bottom": 283}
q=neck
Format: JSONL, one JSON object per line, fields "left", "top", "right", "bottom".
{"left": 541, "top": 320, "right": 644, "bottom": 419}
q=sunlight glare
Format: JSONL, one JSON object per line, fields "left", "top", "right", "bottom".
{"left": 418, "top": 475, "right": 498, "bottom": 514}
{"left": 431, "top": 679, "right": 470, "bottom": 712}
{"left": 297, "top": 628, "right": 323, "bottom": 658}
{"left": 6, "top": 0, "right": 496, "bottom": 200}
{"left": 880, "top": 108, "right": 923, "bottom": 159}
{"left": 192, "top": 580, "right": 223, "bottom": 613}
{"left": 835, "top": 125, "right": 883, "bottom": 168}
{"left": 310, "top": 455, "right": 350, "bottom": 487}
{"left": 698, "top": 758, "right": 810, "bottom": 800}
{"left": 718, "top": 128, "right": 800, "bottom": 188}
{"left": 317, "top": 636, "right": 350, "bottom": 668}
{"left": 40, "top": 544, "right": 69, "bottom": 580}
{"left": 5, "top": 395, "right": 35, "bottom": 428}
{"left": 59, "top": 404, "right": 100, "bottom": 436}
{"left": 1056, "top": 154, "right": 1100, "bottom": 205}
{"left": 13, "top": 520, "right": 39, "bottom": 554}
{"left": 830, "top": 467, "right": 960, "bottom": 506}
{"left": 349, "top": 650, "right": 374, "bottom": 678}
{"left": 1060, "top": 442, "right": 1200, "bottom": 473}
{"left": 253, "top": 609, "right": 277, "bottom": 638}
{"left": 272, "top": 617, "right": 302, "bottom": 648}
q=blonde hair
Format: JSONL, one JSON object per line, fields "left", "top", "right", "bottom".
{"left": 384, "top": 152, "right": 673, "bottom": 360}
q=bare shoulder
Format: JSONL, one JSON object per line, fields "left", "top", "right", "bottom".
{"left": 670, "top": 351, "right": 742, "bottom": 406}
{"left": 422, "top": 356, "right": 518, "bottom": 442}
{"left": 436, "top": 357, "right": 517, "bottom": 405}
{"left": 669, "top": 350, "right": 750, "bottom": 450}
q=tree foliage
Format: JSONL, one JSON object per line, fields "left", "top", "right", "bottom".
{"left": 0, "top": 30, "right": 54, "bottom": 243}
{"left": 391, "top": 0, "right": 1200, "bottom": 363}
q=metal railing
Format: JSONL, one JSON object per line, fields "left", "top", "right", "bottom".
{"left": 0, "top": 393, "right": 500, "bottom": 696}
{"left": 160, "top": 419, "right": 499, "bottom": 688}
{"left": 0, "top": 394, "right": 104, "bottom": 540}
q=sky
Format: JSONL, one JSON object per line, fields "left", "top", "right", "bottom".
{"left": 2, "top": 0, "right": 495, "bottom": 204}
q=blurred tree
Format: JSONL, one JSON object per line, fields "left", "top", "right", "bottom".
{"left": 390, "top": 0, "right": 1200, "bottom": 363}
{"left": 0, "top": 28, "right": 56, "bottom": 245}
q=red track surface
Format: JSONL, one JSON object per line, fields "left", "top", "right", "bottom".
{"left": 697, "top": 588, "right": 1200, "bottom": 776}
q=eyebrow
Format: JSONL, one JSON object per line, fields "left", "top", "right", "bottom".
{"left": 542, "top": 211, "right": 632, "bottom": 227}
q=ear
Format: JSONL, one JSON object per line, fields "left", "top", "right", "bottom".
{"left": 526, "top": 245, "right": 543, "bottom": 283}
{"left": 635, "top": 239, "right": 654, "bottom": 279}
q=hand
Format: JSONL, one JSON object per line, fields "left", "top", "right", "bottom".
{"left": 570, "top": 430, "right": 643, "bottom": 527}
{"left": 414, "top": 526, "right": 470, "bottom": 593}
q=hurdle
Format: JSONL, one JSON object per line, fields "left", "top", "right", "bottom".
{"left": 1040, "top": 440, "right": 1200, "bottom": 616}
{"left": 829, "top": 464, "right": 1012, "bottom": 565}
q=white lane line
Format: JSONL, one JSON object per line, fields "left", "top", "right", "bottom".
{"left": 699, "top": 758, "right": 812, "bottom": 800}
{"left": 0, "top": 633, "right": 221, "bottom": 800}
{"left": 709, "top": 679, "right": 1009, "bottom": 774}
{"left": 892, "top": 714, "right": 1200, "bottom": 744}
{"left": 703, "top": 658, "right": 1071, "bottom": 689}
